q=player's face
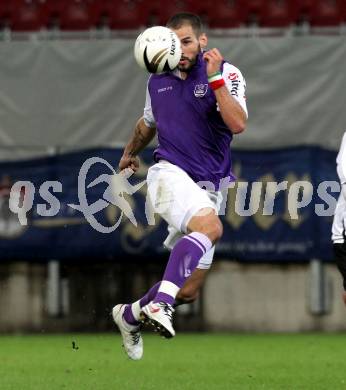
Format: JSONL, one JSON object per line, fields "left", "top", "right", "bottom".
{"left": 172, "top": 24, "right": 207, "bottom": 73}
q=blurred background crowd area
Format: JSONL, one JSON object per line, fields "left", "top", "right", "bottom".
{"left": 0, "top": 0, "right": 345, "bottom": 32}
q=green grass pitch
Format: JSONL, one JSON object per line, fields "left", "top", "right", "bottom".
{"left": 0, "top": 333, "right": 345, "bottom": 389}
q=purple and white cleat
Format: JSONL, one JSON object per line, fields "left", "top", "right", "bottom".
{"left": 141, "top": 301, "right": 175, "bottom": 339}
{"left": 112, "top": 304, "right": 143, "bottom": 360}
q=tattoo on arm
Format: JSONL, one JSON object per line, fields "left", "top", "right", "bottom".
{"left": 129, "top": 126, "right": 146, "bottom": 155}
{"left": 126, "top": 118, "right": 156, "bottom": 157}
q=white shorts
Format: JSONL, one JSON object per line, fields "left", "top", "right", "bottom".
{"left": 146, "top": 160, "right": 223, "bottom": 270}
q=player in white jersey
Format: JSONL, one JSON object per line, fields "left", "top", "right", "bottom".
{"left": 332, "top": 132, "right": 346, "bottom": 305}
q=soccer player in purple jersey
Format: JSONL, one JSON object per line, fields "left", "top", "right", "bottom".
{"left": 113, "top": 13, "right": 248, "bottom": 359}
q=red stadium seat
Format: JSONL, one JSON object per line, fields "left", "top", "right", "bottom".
{"left": 246, "top": 0, "right": 266, "bottom": 11}
{"left": 42, "top": 0, "right": 93, "bottom": 31}
{"left": 259, "top": 0, "right": 299, "bottom": 27}
{"left": 84, "top": 0, "right": 114, "bottom": 30}
{"left": 342, "top": 1, "right": 346, "bottom": 23}
{"left": 186, "top": 0, "right": 211, "bottom": 26}
{"left": 207, "top": 0, "right": 247, "bottom": 28}
{"left": 0, "top": 2, "right": 11, "bottom": 30}
{"left": 105, "top": 0, "right": 151, "bottom": 30}
{"left": 294, "top": 0, "right": 314, "bottom": 23}
{"left": 42, "top": 0, "right": 72, "bottom": 30}
{"left": 147, "top": 0, "right": 194, "bottom": 26}
{"left": 308, "top": 0, "right": 343, "bottom": 26}
{"left": 59, "top": 1, "right": 92, "bottom": 31}
{"left": 2, "top": 0, "right": 345, "bottom": 32}
{"left": 8, "top": 0, "right": 47, "bottom": 32}
{"left": 243, "top": 0, "right": 266, "bottom": 26}
{"left": 296, "top": 0, "right": 314, "bottom": 11}
{"left": 144, "top": 0, "right": 215, "bottom": 29}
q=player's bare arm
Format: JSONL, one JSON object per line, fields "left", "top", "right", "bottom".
{"left": 119, "top": 117, "right": 156, "bottom": 172}
{"left": 203, "top": 48, "right": 247, "bottom": 134}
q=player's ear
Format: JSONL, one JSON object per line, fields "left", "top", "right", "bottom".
{"left": 199, "top": 33, "right": 207, "bottom": 50}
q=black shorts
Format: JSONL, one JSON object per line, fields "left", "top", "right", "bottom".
{"left": 333, "top": 242, "right": 346, "bottom": 290}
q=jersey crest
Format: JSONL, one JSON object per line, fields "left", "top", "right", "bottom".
{"left": 194, "top": 83, "right": 208, "bottom": 98}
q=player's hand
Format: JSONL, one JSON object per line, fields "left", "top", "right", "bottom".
{"left": 118, "top": 154, "right": 139, "bottom": 173}
{"left": 203, "top": 48, "right": 223, "bottom": 76}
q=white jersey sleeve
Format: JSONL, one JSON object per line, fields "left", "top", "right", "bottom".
{"left": 332, "top": 132, "right": 346, "bottom": 243}
{"left": 220, "top": 62, "right": 248, "bottom": 118}
{"left": 143, "top": 82, "right": 156, "bottom": 129}
{"left": 332, "top": 192, "right": 346, "bottom": 243}
{"left": 337, "top": 132, "right": 346, "bottom": 185}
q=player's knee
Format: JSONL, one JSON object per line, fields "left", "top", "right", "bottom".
{"left": 192, "top": 217, "right": 223, "bottom": 243}
{"left": 205, "top": 218, "right": 223, "bottom": 243}
{"left": 189, "top": 209, "right": 223, "bottom": 243}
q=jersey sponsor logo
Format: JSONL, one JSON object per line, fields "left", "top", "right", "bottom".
{"left": 158, "top": 86, "right": 173, "bottom": 93}
{"left": 194, "top": 83, "right": 208, "bottom": 97}
{"left": 228, "top": 72, "right": 239, "bottom": 81}
{"left": 226, "top": 72, "right": 241, "bottom": 97}
{"left": 230, "top": 80, "right": 240, "bottom": 97}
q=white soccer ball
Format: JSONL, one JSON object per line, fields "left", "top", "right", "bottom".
{"left": 134, "top": 26, "right": 182, "bottom": 74}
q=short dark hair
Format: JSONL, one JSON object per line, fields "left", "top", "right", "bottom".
{"left": 166, "top": 12, "right": 203, "bottom": 37}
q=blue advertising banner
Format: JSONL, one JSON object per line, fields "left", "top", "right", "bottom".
{"left": 0, "top": 147, "right": 339, "bottom": 262}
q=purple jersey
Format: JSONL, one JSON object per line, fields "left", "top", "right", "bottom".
{"left": 144, "top": 52, "right": 247, "bottom": 190}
